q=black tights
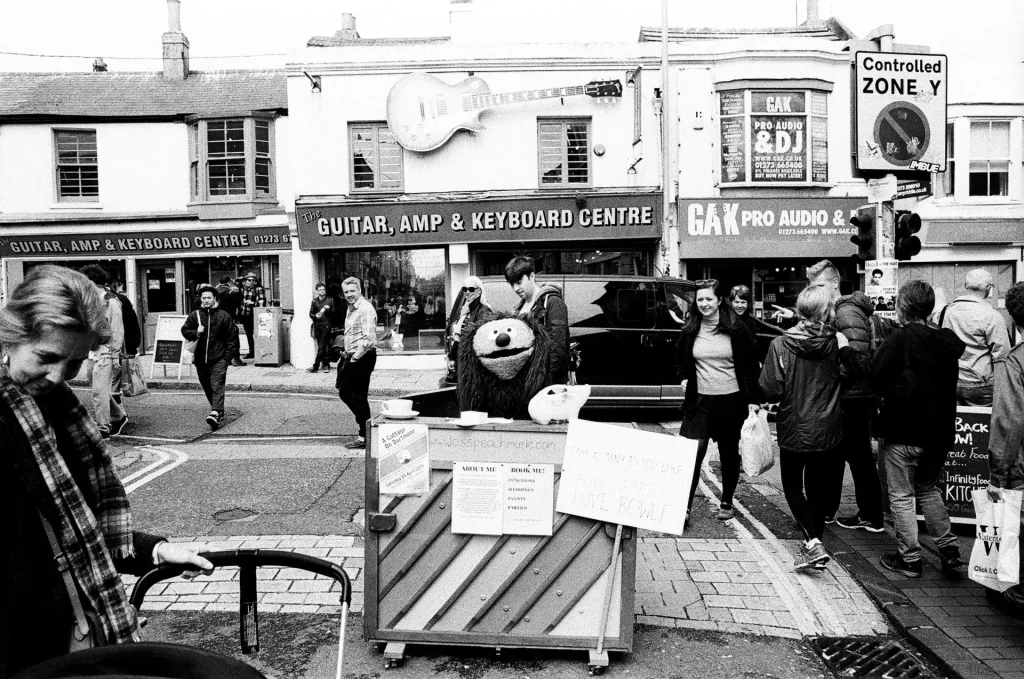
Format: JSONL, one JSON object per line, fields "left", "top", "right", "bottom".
{"left": 780, "top": 448, "right": 839, "bottom": 542}
{"left": 687, "top": 435, "right": 741, "bottom": 512}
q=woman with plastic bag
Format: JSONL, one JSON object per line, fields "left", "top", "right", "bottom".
{"left": 758, "top": 285, "right": 866, "bottom": 570}
{"left": 0, "top": 265, "right": 212, "bottom": 676}
{"left": 984, "top": 281, "right": 1024, "bottom": 617}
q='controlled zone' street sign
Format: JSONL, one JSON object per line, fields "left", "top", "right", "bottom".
{"left": 854, "top": 52, "right": 947, "bottom": 173}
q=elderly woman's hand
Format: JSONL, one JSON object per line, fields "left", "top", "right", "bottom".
{"left": 153, "top": 541, "right": 214, "bottom": 579}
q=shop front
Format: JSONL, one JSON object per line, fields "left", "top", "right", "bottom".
{"left": 678, "top": 196, "right": 866, "bottom": 319}
{"left": 293, "top": 191, "right": 662, "bottom": 360}
{"left": 1, "top": 222, "right": 293, "bottom": 352}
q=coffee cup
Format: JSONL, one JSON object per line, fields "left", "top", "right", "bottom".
{"left": 459, "top": 410, "right": 488, "bottom": 425}
{"left": 385, "top": 399, "right": 414, "bottom": 415}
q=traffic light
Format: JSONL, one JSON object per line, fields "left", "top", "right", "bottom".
{"left": 894, "top": 211, "right": 922, "bottom": 261}
{"left": 850, "top": 206, "right": 876, "bottom": 262}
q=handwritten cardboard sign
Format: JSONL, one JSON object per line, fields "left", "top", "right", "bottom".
{"left": 557, "top": 420, "right": 697, "bottom": 535}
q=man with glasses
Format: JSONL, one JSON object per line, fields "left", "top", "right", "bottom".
{"left": 445, "top": 276, "right": 491, "bottom": 383}
{"left": 938, "top": 269, "right": 1010, "bottom": 406}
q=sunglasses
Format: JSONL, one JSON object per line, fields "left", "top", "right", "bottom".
{"left": 695, "top": 279, "right": 719, "bottom": 288}
{"left": 463, "top": 286, "right": 479, "bottom": 292}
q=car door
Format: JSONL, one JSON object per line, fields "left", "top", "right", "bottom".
{"left": 657, "top": 279, "right": 696, "bottom": 404}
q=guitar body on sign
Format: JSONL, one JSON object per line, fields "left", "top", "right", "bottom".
{"left": 386, "top": 72, "right": 622, "bottom": 153}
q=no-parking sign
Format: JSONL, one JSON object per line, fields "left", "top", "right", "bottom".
{"left": 854, "top": 52, "right": 947, "bottom": 173}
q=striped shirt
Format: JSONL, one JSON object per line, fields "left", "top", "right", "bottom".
{"left": 344, "top": 296, "right": 378, "bottom": 355}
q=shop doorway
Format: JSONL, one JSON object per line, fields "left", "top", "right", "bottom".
{"left": 139, "top": 262, "right": 179, "bottom": 352}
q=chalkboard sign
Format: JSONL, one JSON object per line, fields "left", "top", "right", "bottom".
{"left": 935, "top": 406, "right": 991, "bottom": 525}
{"left": 151, "top": 314, "right": 189, "bottom": 380}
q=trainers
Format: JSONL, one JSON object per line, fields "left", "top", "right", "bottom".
{"left": 99, "top": 427, "right": 112, "bottom": 439}
{"left": 939, "top": 546, "right": 965, "bottom": 573}
{"left": 880, "top": 553, "right": 922, "bottom": 578}
{"left": 206, "top": 410, "right": 220, "bottom": 430}
{"left": 824, "top": 514, "right": 837, "bottom": 525}
{"left": 717, "top": 504, "right": 735, "bottom": 521}
{"left": 307, "top": 366, "right": 320, "bottom": 373}
{"left": 795, "top": 542, "right": 830, "bottom": 570}
{"left": 230, "top": 359, "right": 245, "bottom": 367}
{"left": 109, "top": 415, "right": 129, "bottom": 437}
{"left": 322, "top": 367, "right": 331, "bottom": 373}
{"left": 836, "top": 514, "right": 885, "bottom": 533}
{"left": 344, "top": 437, "right": 366, "bottom": 450}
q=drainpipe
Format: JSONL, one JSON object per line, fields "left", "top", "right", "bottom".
{"left": 661, "top": 0, "right": 678, "bottom": 277}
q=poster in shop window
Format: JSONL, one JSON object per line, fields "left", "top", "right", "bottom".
{"left": 720, "top": 91, "right": 746, "bottom": 183}
{"left": 750, "top": 115, "right": 806, "bottom": 182}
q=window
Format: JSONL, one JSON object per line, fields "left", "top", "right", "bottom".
{"left": 538, "top": 119, "right": 591, "bottom": 187}
{"left": 718, "top": 87, "right": 830, "bottom": 185}
{"left": 969, "top": 121, "right": 1010, "bottom": 197}
{"left": 54, "top": 130, "right": 99, "bottom": 201}
{"left": 188, "top": 117, "right": 276, "bottom": 202}
{"left": 349, "top": 123, "right": 403, "bottom": 193}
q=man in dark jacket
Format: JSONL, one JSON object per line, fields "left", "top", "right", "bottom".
{"left": 870, "top": 280, "right": 966, "bottom": 578}
{"left": 506, "top": 256, "right": 570, "bottom": 386}
{"left": 216, "top": 276, "right": 245, "bottom": 367}
{"left": 181, "top": 285, "right": 240, "bottom": 429}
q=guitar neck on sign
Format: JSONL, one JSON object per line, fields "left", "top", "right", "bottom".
{"left": 386, "top": 73, "right": 623, "bottom": 152}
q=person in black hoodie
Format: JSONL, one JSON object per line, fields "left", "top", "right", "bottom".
{"left": 759, "top": 285, "right": 867, "bottom": 570}
{"left": 506, "top": 256, "right": 570, "bottom": 386}
{"left": 677, "top": 279, "right": 762, "bottom": 525}
{"left": 181, "top": 285, "right": 240, "bottom": 430}
{"left": 869, "top": 280, "right": 967, "bottom": 579}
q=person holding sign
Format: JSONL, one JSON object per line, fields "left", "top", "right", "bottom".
{"left": 677, "top": 279, "right": 762, "bottom": 523}
{"left": 986, "top": 281, "right": 1024, "bottom": 615}
{"left": 0, "top": 266, "right": 212, "bottom": 675}
{"left": 181, "top": 285, "right": 239, "bottom": 430}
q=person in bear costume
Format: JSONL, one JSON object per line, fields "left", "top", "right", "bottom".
{"left": 457, "top": 312, "right": 552, "bottom": 419}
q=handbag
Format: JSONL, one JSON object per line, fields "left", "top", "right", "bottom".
{"left": 968, "top": 488, "right": 1022, "bottom": 591}
{"left": 120, "top": 355, "right": 149, "bottom": 397}
{"left": 37, "top": 510, "right": 105, "bottom": 651}
{"left": 739, "top": 406, "right": 775, "bottom": 476}
{"left": 181, "top": 312, "right": 198, "bottom": 364}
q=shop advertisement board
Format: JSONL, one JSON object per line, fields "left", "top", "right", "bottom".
{"left": 864, "top": 259, "right": 898, "bottom": 321}
{"left": 677, "top": 197, "right": 865, "bottom": 258}
{"left": 295, "top": 193, "right": 662, "bottom": 250}
{"left": 0, "top": 225, "right": 291, "bottom": 259}
{"left": 935, "top": 406, "right": 992, "bottom": 525}
{"left": 151, "top": 314, "right": 189, "bottom": 379}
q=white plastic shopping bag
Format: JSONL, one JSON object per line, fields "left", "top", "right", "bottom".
{"left": 968, "top": 488, "right": 1022, "bottom": 592}
{"left": 739, "top": 406, "right": 775, "bottom": 477}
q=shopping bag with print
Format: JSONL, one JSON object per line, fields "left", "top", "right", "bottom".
{"left": 739, "top": 406, "right": 775, "bottom": 477}
{"left": 968, "top": 488, "right": 1022, "bottom": 591}
{"left": 121, "top": 356, "right": 149, "bottom": 397}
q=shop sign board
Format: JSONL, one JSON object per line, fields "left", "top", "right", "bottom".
{"left": 0, "top": 225, "right": 291, "bottom": 259}
{"left": 151, "top": 314, "right": 189, "bottom": 380}
{"left": 854, "top": 52, "right": 948, "bottom": 173}
{"left": 295, "top": 193, "right": 662, "bottom": 250}
{"left": 933, "top": 406, "right": 992, "bottom": 525}
{"left": 677, "top": 197, "right": 865, "bottom": 258}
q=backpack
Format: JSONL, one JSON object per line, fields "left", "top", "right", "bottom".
{"left": 115, "top": 292, "right": 142, "bottom": 355}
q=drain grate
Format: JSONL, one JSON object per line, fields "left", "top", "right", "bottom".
{"left": 810, "top": 637, "right": 934, "bottom": 679}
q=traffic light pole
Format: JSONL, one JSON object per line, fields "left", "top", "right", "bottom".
{"left": 872, "top": 32, "right": 896, "bottom": 274}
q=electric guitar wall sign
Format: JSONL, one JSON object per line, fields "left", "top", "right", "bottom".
{"left": 385, "top": 73, "right": 623, "bottom": 153}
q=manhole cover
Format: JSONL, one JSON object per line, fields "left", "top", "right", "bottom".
{"left": 214, "top": 508, "right": 258, "bottom": 522}
{"left": 810, "top": 637, "right": 934, "bottom": 679}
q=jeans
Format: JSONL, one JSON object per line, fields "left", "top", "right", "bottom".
{"left": 88, "top": 353, "right": 126, "bottom": 431}
{"left": 781, "top": 448, "right": 839, "bottom": 542}
{"left": 825, "top": 398, "right": 884, "bottom": 524}
{"left": 312, "top": 324, "right": 332, "bottom": 369}
{"left": 956, "top": 381, "right": 994, "bottom": 407}
{"left": 883, "top": 442, "right": 958, "bottom": 563}
{"left": 196, "top": 358, "right": 228, "bottom": 415}
{"left": 241, "top": 314, "right": 255, "bottom": 357}
{"left": 337, "top": 351, "right": 376, "bottom": 438}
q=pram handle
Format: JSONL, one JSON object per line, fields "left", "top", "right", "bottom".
{"left": 129, "top": 549, "right": 352, "bottom": 609}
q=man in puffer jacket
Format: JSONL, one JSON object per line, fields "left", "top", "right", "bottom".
{"left": 182, "top": 285, "right": 240, "bottom": 430}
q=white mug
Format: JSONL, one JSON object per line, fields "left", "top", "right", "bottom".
{"left": 460, "top": 410, "right": 488, "bottom": 425}
{"left": 385, "top": 399, "right": 414, "bottom": 414}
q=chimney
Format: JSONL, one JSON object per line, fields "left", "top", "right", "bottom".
{"left": 334, "top": 13, "right": 360, "bottom": 40}
{"left": 92, "top": 58, "right": 108, "bottom": 72}
{"left": 162, "top": 0, "right": 190, "bottom": 80}
{"left": 802, "top": 0, "right": 826, "bottom": 27}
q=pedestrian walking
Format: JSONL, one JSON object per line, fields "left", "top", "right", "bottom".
{"left": 181, "top": 285, "right": 239, "bottom": 430}
{"left": 337, "top": 277, "right": 378, "bottom": 449}
{"left": 985, "top": 281, "right": 1024, "bottom": 616}
{"left": 872, "top": 280, "right": 966, "bottom": 578}
{"left": 506, "top": 256, "right": 570, "bottom": 386}
{"left": 79, "top": 265, "right": 128, "bottom": 438}
{"left": 0, "top": 265, "right": 211, "bottom": 676}
{"left": 677, "top": 279, "right": 762, "bottom": 524}
{"left": 939, "top": 268, "right": 1011, "bottom": 406}
{"left": 308, "top": 282, "right": 335, "bottom": 373}
{"left": 238, "top": 272, "right": 266, "bottom": 360}
{"left": 216, "top": 276, "right": 245, "bottom": 367}
{"left": 759, "top": 285, "right": 865, "bottom": 570}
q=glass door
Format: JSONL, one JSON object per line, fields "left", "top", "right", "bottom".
{"left": 139, "top": 262, "right": 179, "bottom": 352}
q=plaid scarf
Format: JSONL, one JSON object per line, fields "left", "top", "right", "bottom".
{"left": 0, "top": 371, "right": 139, "bottom": 644}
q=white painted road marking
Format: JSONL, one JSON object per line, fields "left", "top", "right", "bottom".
{"left": 124, "top": 446, "right": 188, "bottom": 494}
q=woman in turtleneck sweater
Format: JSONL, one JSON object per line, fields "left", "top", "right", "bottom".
{"left": 677, "top": 279, "right": 763, "bottom": 526}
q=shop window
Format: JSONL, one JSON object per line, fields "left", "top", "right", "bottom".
{"left": 538, "top": 118, "right": 591, "bottom": 187}
{"left": 718, "top": 86, "right": 829, "bottom": 185}
{"left": 968, "top": 120, "right": 1010, "bottom": 197}
{"left": 188, "top": 116, "right": 277, "bottom": 203}
{"left": 54, "top": 130, "right": 99, "bottom": 201}
{"left": 476, "top": 249, "right": 649, "bottom": 277}
{"left": 349, "top": 123, "right": 403, "bottom": 193}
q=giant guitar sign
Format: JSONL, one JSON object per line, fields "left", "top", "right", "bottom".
{"left": 854, "top": 52, "right": 948, "bottom": 173}
{"left": 385, "top": 73, "right": 622, "bottom": 152}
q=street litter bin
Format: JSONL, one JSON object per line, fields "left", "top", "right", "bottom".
{"left": 253, "top": 306, "right": 284, "bottom": 366}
